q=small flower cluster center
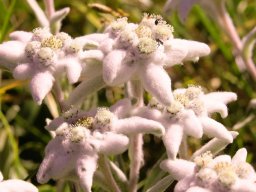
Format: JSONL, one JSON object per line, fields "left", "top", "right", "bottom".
{"left": 149, "top": 86, "right": 205, "bottom": 117}
{"left": 193, "top": 151, "right": 253, "bottom": 189}
{"left": 55, "top": 107, "right": 115, "bottom": 143}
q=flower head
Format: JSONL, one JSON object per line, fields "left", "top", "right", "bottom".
{"left": 137, "top": 86, "right": 236, "bottom": 159}
{"left": 0, "top": 28, "right": 102, "bottom": 104}
{"left": 38, "top": 99, "right": 165, "bottom": 192}
{"left": 101, "top": 15, "right": 210, "bottom": 106}
{"left": 160, "top": 148, "right": 256, "bottom": 192}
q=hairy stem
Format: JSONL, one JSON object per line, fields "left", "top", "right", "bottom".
{"left": 127, "top": 80, "right": 144, "bottom": 192}
{"left": 216, "top": 1, "right": 256, "bottom": 80}
{"left": 128, "top": 134, "right": 144, "bottom": 192}
{"left": 44, "top": 0, "right": 55, "bottom": 19}
{"left": 99, "top": 155, "right": 121, "bottom": 192}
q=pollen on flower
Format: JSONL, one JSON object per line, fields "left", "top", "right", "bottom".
{"left": 196, "top": 168, "right": 217, "bottom": 184}
{"left": 135, "top": 25, "right": 152, "bottom": 38}
{"left": 75, "top": 117, "right": 94, "bottom": 129}
{"left": 166, "top": 101, "right": 184, "bottom": 116}
{"left": 32, "top": 27, "right": 51, "bottom": 41}
{"left": 214, "top": 161, "right": 233, "bottom": 174}
{"left": 119, "top": 30, "right": 137, "bottom": 45}
{"left": 25, "top": 41, "right": 41, "bottom": 58}
{"left": 66, "top": 40, "right": 83, "bottom": 54}
{"left": 41, "top": 36, "right": 63, "bottom": 49}
{"left": 234, "top": 162, "right": 252, "bottom": 179}
{"left": 194, "top": 151, "right": 213, "bottom": 168}
{"left": 56, "top": 32, "right": 72, "bottom": 43}
{"left": 138, "top": 37, "right": 158, "bottom": 54}
{"left": 187, "top": 98, "right": 205, "bottom": 116}
{"left": 56, "top": 125, "right": 68, "bottom": 136}
{"left": 37, "top": 47, "right": 54, "bottom": 66}
{"left": 141, "top": 13, "right": 163, "bottom": 28}
{"left": 173, "top": 92, "right": 189, "bottom": 106}
{"left": 185, "top": 86, "right": 203, "bottom": 100}
{"left": 218, "top": 169, "right": 237, "bottom": 188}
{"left": 70, "top": 126, "right": 85, "bottom": 142}
{"left": 154, "top": 23, "right": 174, "bottom": 41}
{"left": 110, "top": 17, "right": 128, "bottom": 31}
{"left": 95, "top": 107, "right": 114, "bottom": 125}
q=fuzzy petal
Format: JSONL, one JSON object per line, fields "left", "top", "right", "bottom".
{"left": 77, "top": 33, "right": 109, "bottom": 44}
{"left": 204, "top": 92, "right": 237, "bottom": 104}
{"left": 76, "top": 156, "right": 98, "bottom": 192}
{"left": 191, "top": 131, "right": 238, "bottom": 159}
{"left": 50, "top": 7, "right": 70, "bottom": 24}
{"left": 164, "top": 39, "right": 188, "bottom": 67}
{"left": 13, "top": 63, "right": 33, "bottom": 80}
{"left": 0, "top": 179, "right": 38, "bottom": 192}
{"left": 179, "top": 110, "right": 203, "bottom": 138}
{"left": 134, "top": 107, "right": 163, "bottom": 121}
{"left": 30, "top": 71, "right": 54, "bottom": 105}
{"left": 200, "top": 117, "right": 233, "bottom": 143}
{"left": 203, "top": 99, "right": 228, "bottom": 118}
{"left": 232, "top": 178, "right": 256, "bottom": 192}
{"left": 160, "top": 159, "right": 195, "bottom": 180}
{"left": 163, "top": 123, "right": 184, "bottom": 159}
{"left": 103, "top": 50, "right": 136, "bottom": 86}
{"left": 9, "top": 31, "right": 32, "bottom": 42}
{"left": 45, "top": 117, "right": 67, "bottom": 131}
{"left": 113, "top": 116, "right": 165, "bottom": 137}
{"left": 26, "top": 0, "right": 49, "bottom": 27}
{"left": 109, "top": 98, "right": 132, "bottom": 118}
{"left": 80, "top": 50, "right": 104, "bottom": 61}
{"left": 0, "top": 41, "right": 26, "bottom": 69}
{"left": 174, "top": 176, "right": 194, "bottom": 192}
{"left": 90, "top": 132, "right": 129, "bottom": 155}
{"left": 0, "top": 172, "right": 3, "bottom": 182}
{"left": 140, "top": 64, "right": 173, "bottom": 106}
{"left": 57, "top": 58, "right": 82, "bottom": 83}
{"left": 168, "top": 39, "right": 210, "bottom": 62}
{"left": 186, "top": 186, "right": 211, "bottom": 192}
{"left": 232, "top": 148, "right": 247, "bottom": 164}
{"left": 64, "top": 75, "right": 105, "bottom": 107}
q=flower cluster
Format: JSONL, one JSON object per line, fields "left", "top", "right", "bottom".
{"left": 160, "top": 148, "right": 256, "bottom": 192}
{"left": 37, "top": 99, "right": 165, "bottom": 191}
{"left": 96, "top": 14, "right": 211, "bottom": 105}
{"left": 135, "top": 86, "right": 237, "bottom": 159}
{"left": 0, "top": 27, "right": 102, "bottom": 104}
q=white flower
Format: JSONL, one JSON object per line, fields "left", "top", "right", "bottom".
{"left": 160, "top": 148, "right": 256, "bottom": 192}
{"left": 136, "top": 86, "right": 236, "bottom": 159}
{"left": 37, "top": 99, "right": 165, "bottom": 192}
{"left": 0, "top": 28, "right": 102, "bottom": 104}
{"left": 0, "top": 171, "right": 38, "bottom": 192}
{"left": 99, "top": 15, "right": 210, "bottom": 106}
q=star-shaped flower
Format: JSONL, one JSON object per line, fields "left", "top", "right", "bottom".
{"left": 160, "top": 148, "right": 256, "bottom": 192}
{"left": 0, "top": 171, "right": 38, "bottom": 192}
{"left": 136, "top": 86, "right": 237, "bottom": 159}
{"left": 100, "top": 14, "right": 210, "bottom": 105}
{"left": 0, "top": 28, "right": 102, "bottom": 104}
{"left": 37, "top": 99, "right": 165, "bottom": 192}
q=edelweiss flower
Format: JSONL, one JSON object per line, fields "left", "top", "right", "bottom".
{"left": 160, "top": 148, "right": 256, "bottom": 192}
{"left": 136, "top": 86, "right": 237, "bottom": 159}
{"left": 38, "top": 99, "right": 165, "bottom": 192}
{"left": 0, "top": 28, "right": 102, "bottom": 104}
{"left": 99, "top": 14, "right": 210, "bottom": 105}
{"left": 0, "top": 171, "right": 38, "bottom": 192}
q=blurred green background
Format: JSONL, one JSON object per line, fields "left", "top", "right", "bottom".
{"left": 0, "top": 0, "right": 256, "bottom": 191}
